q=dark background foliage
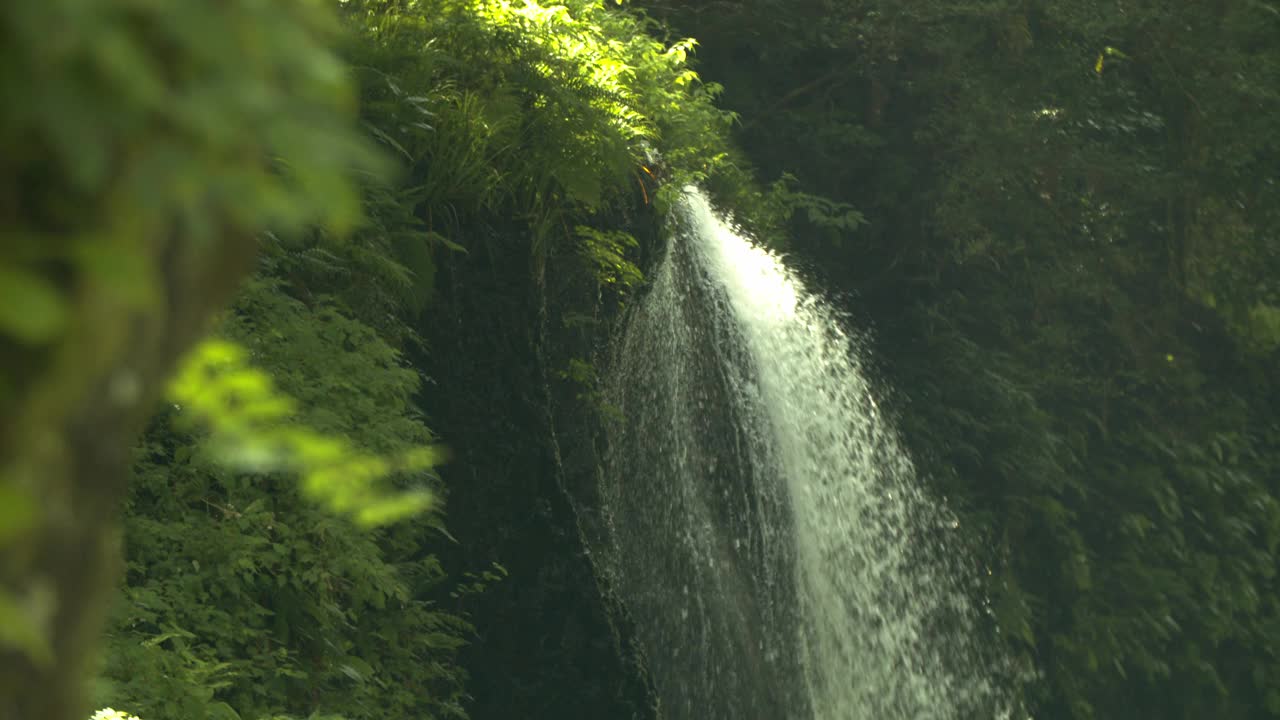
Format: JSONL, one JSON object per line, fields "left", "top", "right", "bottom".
{"left": 2, "top": 1, "right": 1276, "bottom": 719}
{"left": 636, "top": 1, "right": 1280, "bottom": 717}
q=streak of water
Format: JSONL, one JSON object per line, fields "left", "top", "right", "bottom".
{"left": 596, "top": 189, "right": 1006, "bottom": 719}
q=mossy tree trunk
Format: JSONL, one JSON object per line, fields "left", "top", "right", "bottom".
{"left": 0, "top": 235, "right": 255, "bottom": 720}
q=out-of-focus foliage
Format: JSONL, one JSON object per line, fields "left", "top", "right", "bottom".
{"left": 0, "top": 0, "right": 381, "bottom": 717}
{"left": 166, "top": 338, "right": 439, "bottom": 528}
{"left": 0, "top": 0, "right": 379, "bottom": 355}
{"left": 639, "top": 0, "right": 1280, "bottom": 717}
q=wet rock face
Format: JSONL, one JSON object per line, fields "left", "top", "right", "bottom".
{"left": 420, "top": 216, "right": 658, "bottom": 720}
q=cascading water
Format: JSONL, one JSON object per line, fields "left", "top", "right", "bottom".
{"left": 594, "top": 188, "right": 1008, "bottom": 719}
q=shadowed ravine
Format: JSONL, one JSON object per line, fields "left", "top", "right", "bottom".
{"left": 593, "top": 189, "right": 1010, "bottom": 719}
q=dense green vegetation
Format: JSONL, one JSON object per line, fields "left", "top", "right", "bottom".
{"left": 2, "top": 1, "right": 1276, "bottom": 719}
{"left": 639, "top": 1, "right": 1280, "bottom": 718}
{"left": 2, "top": 1, "right": 770, "bottom": 718}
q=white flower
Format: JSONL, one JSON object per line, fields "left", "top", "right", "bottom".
{"left": 90, "top": 709, "right": 141, "bottom": 720}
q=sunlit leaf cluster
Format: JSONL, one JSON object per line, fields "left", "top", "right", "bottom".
{"left": 338, "top": 0, "right": 780, "bottom": 280}
{"left": 167, "top": 339, "right": 438, "bottom": 528}
{"left": 101, "top": 276, "right": 471, "bottom": 719}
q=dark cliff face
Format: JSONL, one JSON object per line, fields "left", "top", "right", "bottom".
{"left": 419, "top": 214, "right": 660, "bottom": 720}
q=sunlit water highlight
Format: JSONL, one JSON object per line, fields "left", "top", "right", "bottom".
{"left": 593, "top": 189, "right": 1009, "bottom": 719}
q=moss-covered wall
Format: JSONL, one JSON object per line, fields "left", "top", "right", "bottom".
{"left": 422, "top": 212, "right": 663, "bottom": 719}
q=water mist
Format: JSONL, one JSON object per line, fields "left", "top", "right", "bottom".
{"left": 594, "top": 189, "right": 1007, "bottom": 719}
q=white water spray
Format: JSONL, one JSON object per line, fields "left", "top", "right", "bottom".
{"left": 596, "top": 189, "right": 1006, "bottom": 719}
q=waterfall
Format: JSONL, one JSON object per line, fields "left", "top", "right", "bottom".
{"left": 594, "top": 188, "right": 1008, "bottom": 719}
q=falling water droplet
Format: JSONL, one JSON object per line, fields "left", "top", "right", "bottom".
{"left": 594, "top": 188, "right": 1012, "bottom": 720}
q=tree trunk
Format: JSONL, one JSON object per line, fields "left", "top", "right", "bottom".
{"left": 0, "top": 233, "right": 256, "bottom": 720}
